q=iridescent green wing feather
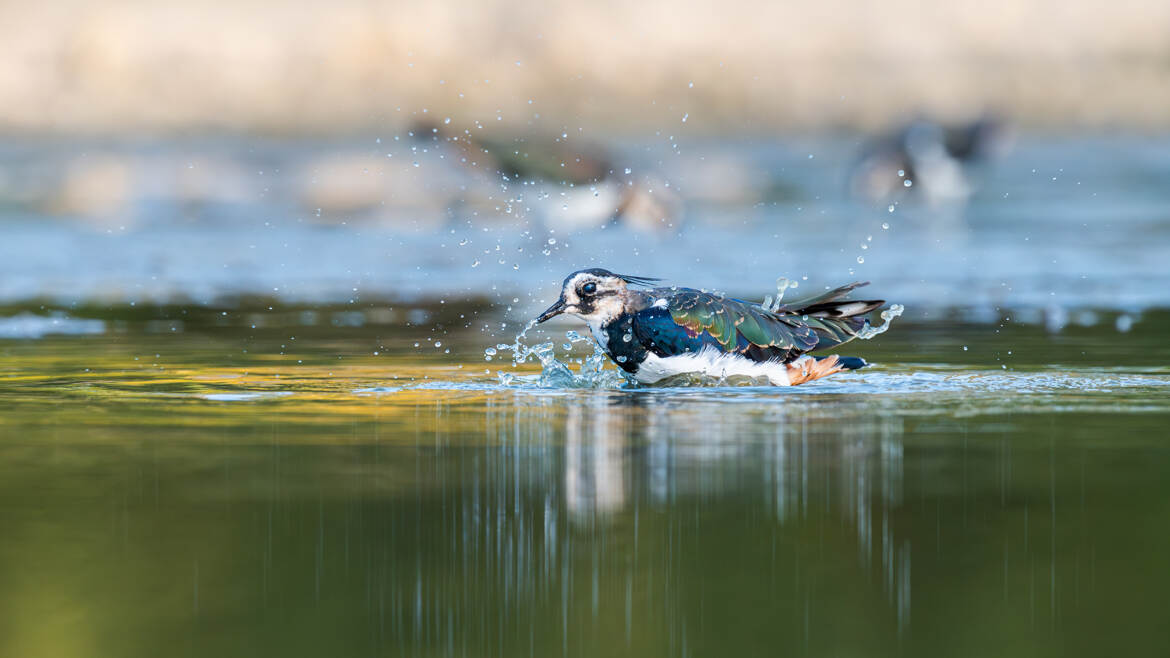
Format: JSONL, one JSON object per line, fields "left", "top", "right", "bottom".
{"left": 664, "top": 290, "right": 818, "bottom": 354}
{"left": 659, "top": 285, "right": 884, "bottom": 359}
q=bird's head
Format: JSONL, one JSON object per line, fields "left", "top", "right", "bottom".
{"left": 536, "top": 268, "right": 659, "bottom": 325}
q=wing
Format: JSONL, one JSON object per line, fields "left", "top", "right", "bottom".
{"left": 631, "top": 290, "right": 818, "bottom": 363}
{"left": 628, "top": 305, "right": 724, "bottom": 357}
{"left": 633, "top": 287, "right": 882, "bottom": 363}
{"left": 774, "top": 282, "right": 885, "bottom": 352}
{"left": 773, "top": 281, "right": 868, "bottom": 313}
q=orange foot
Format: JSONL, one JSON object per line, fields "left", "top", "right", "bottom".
{"left": 786, "top": 355, "right": 846, "bottom": 386}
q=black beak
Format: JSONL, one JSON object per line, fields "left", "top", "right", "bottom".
{"left": 536, "top": 298, "right": 567, "bottom": 323}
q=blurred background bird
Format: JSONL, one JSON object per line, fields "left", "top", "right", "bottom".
{"left": 413, "top": 119, "right": 682, "bottom": 234}
{"left": 849, "top": 115, "right": 1015, "bottom": 207}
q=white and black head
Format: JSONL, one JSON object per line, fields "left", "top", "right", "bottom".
{"left": 536, "top": 268, "right": 659, "bottom": 325}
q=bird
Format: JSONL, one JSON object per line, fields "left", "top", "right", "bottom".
{"left": 535, "top": 268, "right": 888, "bottom": 386}
{"left": 849, "top": 115, "right": 1014, "bottom": 207}
{"left": 413, "top": 120, "right": 681, "bottom": 233}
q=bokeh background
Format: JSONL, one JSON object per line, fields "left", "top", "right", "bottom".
{"left": 2, "top": 0, "right": 1170, "bottom": 318}
{"left": 2, "top": 0, "right": 1169, "bottom": 317}
{"left": 7, "top": 0, "right": 1170, "bottom": 133}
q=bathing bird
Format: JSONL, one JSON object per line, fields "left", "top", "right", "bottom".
{"left": 535, "top": 268, "right": 887, "bottom": 385}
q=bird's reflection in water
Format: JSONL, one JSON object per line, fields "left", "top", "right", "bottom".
{"left": 554, "top": 393, "right": 905, "bottom": 519}
{"left": 534, "top": 390, "right": 913, "bottom": 633}
{"left": 564, "top": 395, "right": 631, "bottom": 519}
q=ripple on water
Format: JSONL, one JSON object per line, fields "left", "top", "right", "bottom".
{"left": 366, "top": 366, "right": 1170, "bottom": 400}
{"left": 201, "top": 392, "right": 295, "bottom": 401}
{"left": 352, "top": 386, "right": 404, "bottom": 394}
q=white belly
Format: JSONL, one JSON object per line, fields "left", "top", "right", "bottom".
{"left": 634, "top": 348, "right": 800, "bottom": 386}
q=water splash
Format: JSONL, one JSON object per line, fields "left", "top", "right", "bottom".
{"left": 857, "top": 304, "right": 905, "bottom": 339}
{"left": 760, "top": 277, "right": 794, "bottom": 312}
{"left": 485, "top": 324, "right": 627, "bottom": 388}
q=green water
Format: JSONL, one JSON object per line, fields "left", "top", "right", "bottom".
{"left": 2, "top": 305, "right": 1169, "bottom": 657}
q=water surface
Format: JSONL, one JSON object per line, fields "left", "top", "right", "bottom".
{"left": 2, "top": 305, "right": 1168, "bottom": 657}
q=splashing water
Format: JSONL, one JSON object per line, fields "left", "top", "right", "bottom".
{"left": 759, "top": 277, "right": 794, "bottom": 312}
{"left": 856, "top": 303, "right": 905, "bottom": 339}
{"left": 485, "top": 323, "right": 627, "bottom": 388}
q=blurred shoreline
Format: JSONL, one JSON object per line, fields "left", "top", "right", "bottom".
{"left": 4, "top": 0, "right": 1170, "bottom": 135}
{"left": 1, "top": 134, "right": 1168, "bottom": 314}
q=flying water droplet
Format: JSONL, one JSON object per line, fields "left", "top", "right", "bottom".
{"left": 774, "top": 278, "right": 790, "bottom": 302}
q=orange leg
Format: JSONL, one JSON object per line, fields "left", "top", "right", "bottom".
{"left": 786, "top": 355, "right": 845, "bottom": 386}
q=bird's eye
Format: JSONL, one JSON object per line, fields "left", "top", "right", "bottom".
{"left": 582, "top": 282, "right": 597, "bottom": 295}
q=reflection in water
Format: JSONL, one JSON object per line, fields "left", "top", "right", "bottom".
{"left": 559, "top": 393, "right": 914, "bottom": 635}
{"left": 2, "top": 382, "right": 1169, "bottom": 657}
{"left": 564, "top": 398, "right": 630, "bottom": 518}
